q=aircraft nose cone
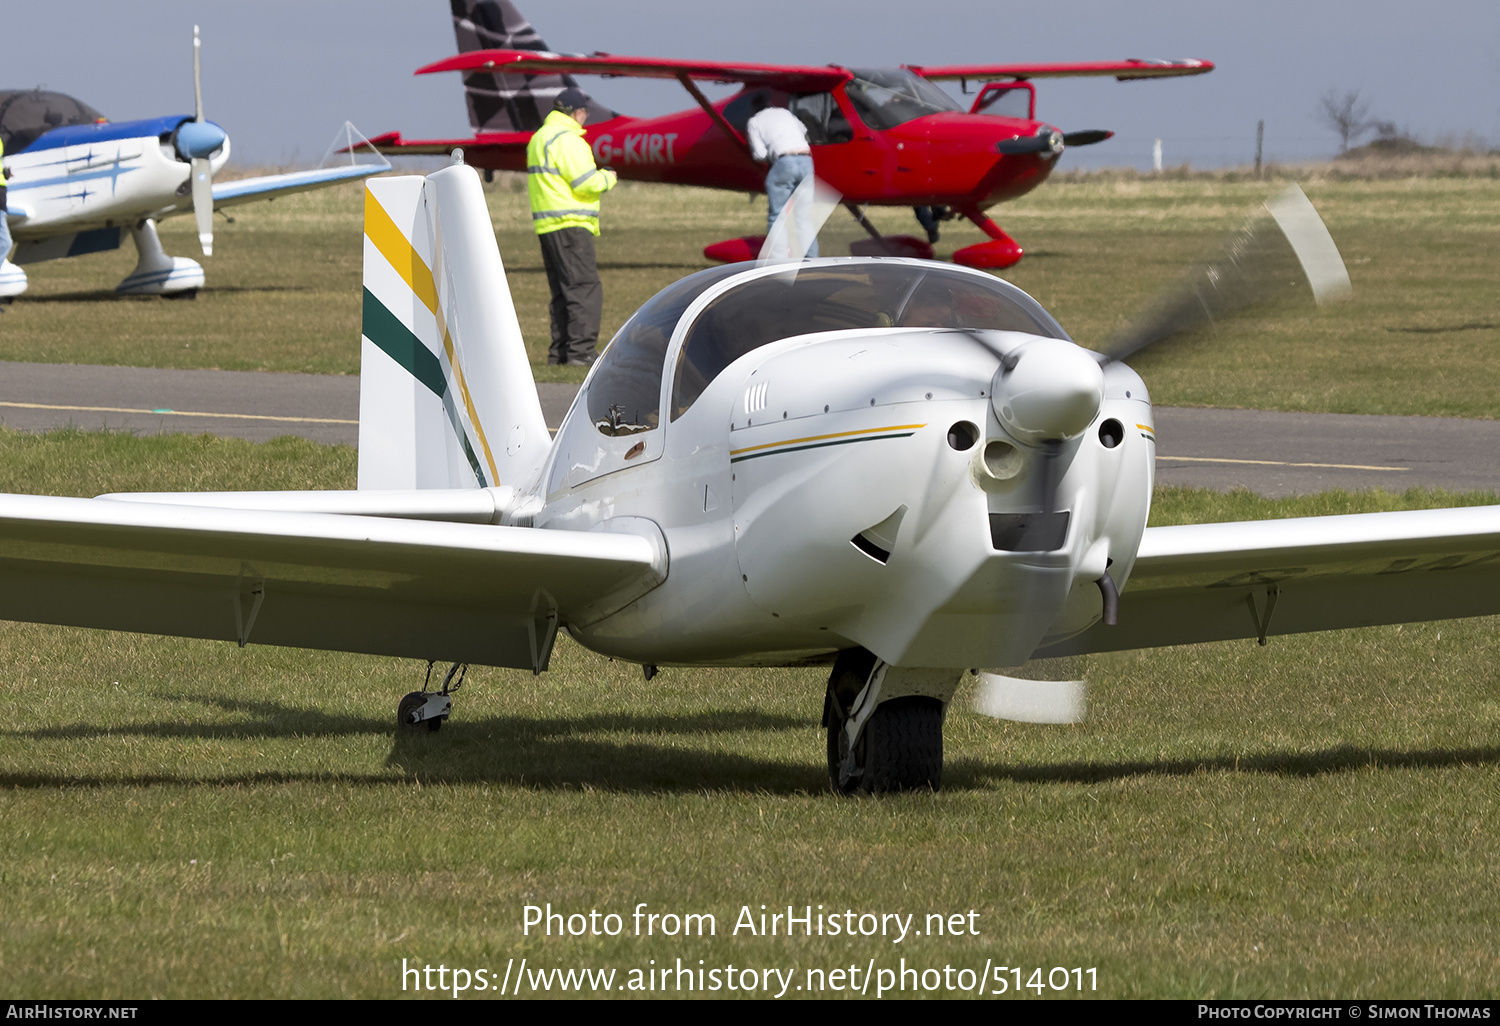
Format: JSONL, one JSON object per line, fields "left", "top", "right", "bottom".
{"left": 990, "top": 339, "right": 1105, "bottom": 444}
{"left": 176, "top": 121, "right": 227, "bottom": 159}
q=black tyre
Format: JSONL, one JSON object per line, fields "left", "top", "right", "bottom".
{"left": 828, "top": 692, "right": 944, "bottom": 795}
{"left": 397, "top": 691, "right": 441, "bottom": 733}
{"left": 860, "top": 697, "right": 943, "bottom": 794}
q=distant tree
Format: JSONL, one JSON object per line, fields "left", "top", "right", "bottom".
{"left": 1316, "top": 88, "right": 1374, "bottom": 152}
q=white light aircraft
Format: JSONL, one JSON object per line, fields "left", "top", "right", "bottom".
{"left": 0, "top": 27, "right": 388, "bottom": 300}
{"left": 1, "top": 164, "right": 1497, "bottom": 795}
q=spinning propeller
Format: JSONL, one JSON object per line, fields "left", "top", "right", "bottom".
{"left": 1100, "top": 185, "right": 1352, "bottom": 363}
{"left": 975, "top": 185, "right": 1353, "bottom": 723}
{"left": 171, "top": 26, "right": 227, "bottom": 257}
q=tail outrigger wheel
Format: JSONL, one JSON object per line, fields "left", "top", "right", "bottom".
{"left": 397, "top": 661, "right": 468, "bottom": 733}
{"left": 824, "top": 649, "right": 946, "bottom": 795}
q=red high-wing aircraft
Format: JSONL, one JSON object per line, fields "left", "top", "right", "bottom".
{"left": 370, "top": 0, "right": 1212, "bottom": 269}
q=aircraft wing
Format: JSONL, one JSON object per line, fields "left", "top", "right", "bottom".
{"left": 365, "top": 130, "right": 531, "bottom": 160}
{"left": 0, "top": 494, "right": 667, "bottom": 671}
{"left": 417, "top": 49, "right": 853, "bottom": 93}
{"left": 910, "top": 59, "right": 1214, "bottom": 82}
{"left": 210, "top": 164, "right": 390, "bottom": 211}
{"left": 1038, "top": 505, "right": 1500, "bottom": 657}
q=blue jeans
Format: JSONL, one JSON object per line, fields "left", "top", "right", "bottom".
{"left": 0, "top": 197, "right": 11, "bottom": 261}
{"left": 765, "top": 154, "right": 818, "bottom": 259}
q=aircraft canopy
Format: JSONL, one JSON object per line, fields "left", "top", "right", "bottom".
{"left": 582, "top": 261, "right": 1070, "bottom": 434}
{"left": 844, "top": 69, "right": 964, "bottom": 130}
{"left": 0, "top": 90, "right": 106, "bottom": 153}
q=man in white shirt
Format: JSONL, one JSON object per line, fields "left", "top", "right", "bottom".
{"left": 746, "top": 97, "right": 819, "bottom": 258}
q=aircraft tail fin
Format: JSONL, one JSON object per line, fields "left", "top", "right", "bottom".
{"left": 358, "top": 167, "right": 549, "bottom": 492}
{"left": 450, "top": 0, "right": 617, "bottom": 132}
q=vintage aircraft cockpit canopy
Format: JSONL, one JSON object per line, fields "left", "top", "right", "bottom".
{"left": 587, "top": 261, "right": 1070, "bottom": 434}
{"left": 0, "top": 90, "right": 107, "bottom": 153}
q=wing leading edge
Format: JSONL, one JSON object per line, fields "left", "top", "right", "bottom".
{"left": 0, "top": 495, "right": 666, "bottom": 672}
{"left": 910, "top": 59, "right": 1215, "bottom": 82}
{"left": 1039, "top": 505, "right": 1500, "bottom": 657}
{"left": 417, "top": 50, "right": 853, "bottom": 93}
{"left": 211, "top": 164, "right": 390, "bottom": 210}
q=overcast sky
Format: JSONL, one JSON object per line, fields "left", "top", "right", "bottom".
{"left": 7, "top": 1, "right": 1499, "bottom": 170}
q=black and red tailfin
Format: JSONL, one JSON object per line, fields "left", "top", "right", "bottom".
{"left": 449, "top": 0, "right": 617, "bottom": 133}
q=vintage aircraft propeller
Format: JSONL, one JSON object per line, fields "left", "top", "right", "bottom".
{"left": 171, "top": 25, "right": 227, "bottom": 257}
{"left": 975, "top": 184, "right": 1353, "bottom": 723}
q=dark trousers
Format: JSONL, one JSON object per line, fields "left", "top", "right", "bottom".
{"left": 538, "top": 226, "right": 603, "bottom": 365}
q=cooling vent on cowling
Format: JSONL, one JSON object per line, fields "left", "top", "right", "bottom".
{"left": 851, "top": 505, "right": 908, "bottom": 565}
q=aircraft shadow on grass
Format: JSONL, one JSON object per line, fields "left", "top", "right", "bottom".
{"left": 1386, "top": 322, "right": 1497, "bottom": 335}
{"left": 502, "top": 261, "right": 704, "bottom": 276}
{"left": 15, "top": 283, "right": 318, "bottom": 303}
{"left": 3, "top": 691, "right": 1496, "bottom": 793}
{"left": 947, "top": 743, "right": 1500, "bottom": 788}
{"left": 0, "top": 692, "right": 826, "bottom": 793}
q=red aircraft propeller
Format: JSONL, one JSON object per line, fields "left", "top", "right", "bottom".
{"left": 370, "top": 17, "right": 1211, "bottom": 269}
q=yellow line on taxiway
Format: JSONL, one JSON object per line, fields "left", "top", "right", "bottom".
{"left": 0, "top": 401, "right": 358, "bottom": 426}
{"left": 1157, "top": 455, "right": 1406, "bottom": 472}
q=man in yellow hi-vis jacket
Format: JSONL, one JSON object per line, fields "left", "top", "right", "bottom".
{"left": 527, "top": 88, "right": 617, "bottom": 365}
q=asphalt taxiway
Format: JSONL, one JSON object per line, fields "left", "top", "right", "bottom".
{"left": 2, "top": 362, "right": 1495, "bottom": 498}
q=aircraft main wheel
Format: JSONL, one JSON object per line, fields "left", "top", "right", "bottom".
{"left": 397, "top": 691, "right": 441, "bottom": 733}
{"left": 828, "top": 696, "right": 944, "bottom": 795}
{"left": 162, "top": 289, "right": 198, "bottom": 301}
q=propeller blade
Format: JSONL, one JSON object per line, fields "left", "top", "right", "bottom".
{"left": 191, "top": 157, "right": 213, "bottom": 256}
{"left": 193, "top": 25, "right": 204, "bottom": 122}
{"left": 996, "top": 129, "right": 1064, "bottom": 156}
{"left": 973, "top": 671, "right": 1087, "bottom": 723}
{"left": 1099, "top": 184, "right": 1351, "bottom": 363}
{"left": 1035, "top": 439, "right": 1063, "bottom": 513}
{"left": 757, "top": 175, "right": 841, "bottom": 265}
{"left": 996, "top": 136, "right": 1050, "bottom": 155}
{"left": 1061, "top": 129, "right": 1113, "bottom": 147}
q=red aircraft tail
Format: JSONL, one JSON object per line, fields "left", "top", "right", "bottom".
{"left": 450, "top": 0, "right": 618, "bottom": 133}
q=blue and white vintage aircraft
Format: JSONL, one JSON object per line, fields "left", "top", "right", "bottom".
{"left": 0, "top": 164, "right": 1497, "bottom": 794}
{"left": 0, "top": 27, "right": 387, "bottom": 300}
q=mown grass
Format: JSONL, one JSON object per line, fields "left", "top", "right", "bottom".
{"left": 3, "top": 174, "right": 1497, "bottom": 411}
{"left": 0, "top": 429, "right": 1496, "bottom": 998}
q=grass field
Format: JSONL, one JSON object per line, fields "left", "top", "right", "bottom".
{"left": 1, "top": 429, "right": 1497, "bottom": 999}
{"left": 3, "top": 172, "right": 1498, "bottom": 414}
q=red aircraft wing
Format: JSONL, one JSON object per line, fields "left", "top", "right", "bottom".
{"left": 363, "top": 130, "right": 533, "bottom": 172}
{"left": 417, "top": 50, "right": 852, "bottom": 93}
{"left": 909, "top": 58, "right": 1214, "bottom": 81}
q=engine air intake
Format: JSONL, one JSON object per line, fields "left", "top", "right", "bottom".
{"left": 989, "top": 511, "right": 1070, "bottom": 552}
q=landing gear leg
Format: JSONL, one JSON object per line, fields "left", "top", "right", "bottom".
{"left": 824, "top": 649, "right": 947, "bottom": 795}
{"left": 397, "top": 661, "right": 467, "bottom": 733}
{"left": 117, "top": 219, "right": 206, "bottom": 296}
{"left": 913, "top": 205, "right": 953, "bottom": 244}
{"left": 952, "top": 205, "right": 1025, "bottom": 269}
